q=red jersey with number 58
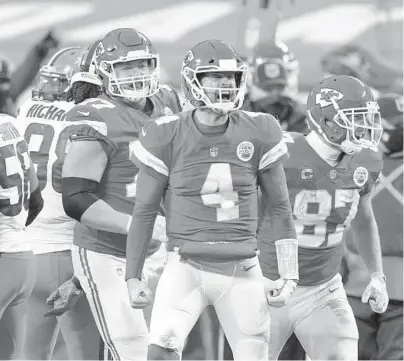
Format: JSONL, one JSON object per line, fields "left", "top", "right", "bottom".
{"left": 130, "top": 109, "right": 288, "bottom": 251}
{"left": 258, "top": 132, "right": 383, "bottom": 285}
{"left": 67, "top": 88, "right": 182, "bottom": 257}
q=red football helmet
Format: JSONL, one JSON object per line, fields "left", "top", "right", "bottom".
{"left": 34, "top": 47, "right": 82, "bottom": 101}
{"left": 307, "top": 75, "right": 383, "bottom": 154}
{"left": 181, "top": 40, "right": 247, "bottom": 111}
{"left": 249, "top": 40, "right": 299, "bottom": 99}
{"left": 94, "top": 28, "right": 160, "bottom": 100}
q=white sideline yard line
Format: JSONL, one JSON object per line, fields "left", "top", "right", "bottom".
{"left": 277, "top": 3, "right": 403, "bottom": 45}
{"left": 62, "top": 1, "right": 237, "bottom": 43}
{"left": 0, "top": 2, "right": 94, "bottom": 40}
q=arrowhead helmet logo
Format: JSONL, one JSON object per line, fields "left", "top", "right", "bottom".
{"left": 315, "top": 88, "right": 344, "bottom": 108}
{"left": 183, "top": 50, "right": 194, "bottom": 67}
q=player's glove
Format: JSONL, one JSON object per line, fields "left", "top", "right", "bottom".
{"left": 127, "top": 277, "right": 153, "bottom": 309}
{"left": 45, "top": 276, "right": 83, "bottom": 317}
{"left": 362, "top": 272, "right": 389, "bottom": 313}
{"left": 264, "top": 278, "right": 297, "bottom": 308}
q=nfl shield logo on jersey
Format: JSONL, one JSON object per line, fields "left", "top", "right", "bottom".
{"left": 210, "top": 147, "right": 219, "bottom": 158}
{"left": 237, "top": 141, "right": 254, "bottom": 162}
{"left": 353, "top": 166, "right": 369, "bottom": 187}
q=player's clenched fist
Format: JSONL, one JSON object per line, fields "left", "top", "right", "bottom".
{"left": 127, "top": 278, "right": 153, "bottom": 309}
{"left": 264, "top": 278, "right": 297, "bottom": 308}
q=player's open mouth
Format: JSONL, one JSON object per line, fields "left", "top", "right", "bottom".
{"left": 219, "top": 90, "right": 232, "bottom": 102}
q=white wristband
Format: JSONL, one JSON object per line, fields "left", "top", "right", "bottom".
{"left": 125, "top": 216, "right": 132, "bottom": 234}
{"left": 275, "top": 239, "right": 299, "bottom": 280}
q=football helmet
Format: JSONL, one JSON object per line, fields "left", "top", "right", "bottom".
{"left": 307, "top": 75, "right": 383, "bottom": 155}
{"left": 94, "top": 28, "right": 160, "bottom": 100}
{"left": 249, "top": 41, "right": 299, "bottom": 99}
{"left": 70, "top": 40, "right": 103, "bottom": 87}
{"left": 34, "top": 47, "right": 81, "bottom": 101}
{"left": 181, "top": 40, "right": 247, "bottom": 111}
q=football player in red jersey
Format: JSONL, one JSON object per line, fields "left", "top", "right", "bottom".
{"left": 243, "top": 40, "right": 308, "bottom": 133}
{"left": 258, "top": 75, "right": 388, "bottom": 360}
{"left": 60, "top": 28, "right": 183, "bottom": 360}
{"left": 125, "top": 39, "right": 298, "bottom": 361}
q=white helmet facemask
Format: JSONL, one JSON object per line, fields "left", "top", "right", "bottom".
{"left": 182, "top": 61, "right": 247, "bottom": 112}
{"left": 99, "top": 51, "right": 160, "bottom": 101}
{"left": 309, "top": 97, "right": 382, "bottom": 155}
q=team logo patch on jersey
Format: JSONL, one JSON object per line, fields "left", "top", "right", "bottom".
{"left": 210, "top": 147, "right": 218, "bottom": 158}
{"left": 353, "top": 166, "right": 369, "bottom": 187}
{"left": 164, "top": 107, "right": 173, "bottom": 116}
{"left": 237, "top": 141, "right": 254, "bottom": 162}
{"left": 315, "top": 88, "right": 344, "bottom": 108}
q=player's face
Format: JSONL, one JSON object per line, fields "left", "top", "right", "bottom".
{"left": 199, "top": 71, "right": 237, "bottom": 104}
{"left": 351, "top": 113, "right": 368, "bottom": 140}
{"left": 114, "top": 59, "right": 155, "bottom": 91}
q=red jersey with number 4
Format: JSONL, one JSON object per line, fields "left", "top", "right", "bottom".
{"left": 258, "top": 132, "right": 383, "bottom": 285}
{"left": 131, "top": 109, "right": 288, "bottom": 252}
{"left": 67, "top": 88, "right": 182, "bottom": 257}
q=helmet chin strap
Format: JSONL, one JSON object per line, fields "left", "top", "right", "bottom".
{"left": 340, "top": 139, "right": 362, "bottom": 155}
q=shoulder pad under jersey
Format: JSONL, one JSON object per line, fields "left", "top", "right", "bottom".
{"left": 130, "top": 114, "right": 180, "bottom": 176}
{"left": 65, "top": 98, "right": 117, "bottom": 151}
{"left": 153, "top": 85, "right": 183, "bottom": 114}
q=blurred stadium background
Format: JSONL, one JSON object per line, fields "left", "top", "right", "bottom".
{"left": 0, "top": 0, "right": 402, "bottom": 104}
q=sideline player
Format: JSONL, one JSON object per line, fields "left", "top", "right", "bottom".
{"left": 17, "top": 45, "right": 103, "bottom": 360}
{"left": 61, "top": 28, "right": 183, "bottom": 360}
{"left": 125, "top": 39, "right": 298, "bottom": 360}
{"left": 0, "top": 113, "right": 44, "bottom": 359}
{"left": 344, "top": 94, "right": 403, "bottom": 360}
{"left": 259, "top": 75, "right": 389, "bottom": 360}
{"left": 243, "top": 40, "right": 308, "bottom": 133}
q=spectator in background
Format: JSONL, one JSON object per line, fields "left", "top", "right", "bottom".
{"left": 344, "top": 93, "right": 403, "bottom": 360}
{"left": 243, "top": 40, "right": 309, "bottom": 134}
{"left": 0, "top": 31, "right": 58, "bottom": 116}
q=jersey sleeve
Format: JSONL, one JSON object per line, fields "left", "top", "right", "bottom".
{"left": 129, "top": 115, "right": 178, "bottom": 179}
{"left": 159, "top": 84, "right": 184, "bottom": 113}
{"left": 66, "top": 103, "right": 117, "bottom": 156}
{"left": 257, "top": 113, "right": 289, "bottom": 172}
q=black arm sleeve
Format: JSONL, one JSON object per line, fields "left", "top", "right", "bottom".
{"left": 126, "top": 168, "right": 167, "bottom": 280}
{"left": 25, "top": 187, "right": 44, "bottom": 227}
{"left": 62, "top": 177, "right": 100, "bottom": 221}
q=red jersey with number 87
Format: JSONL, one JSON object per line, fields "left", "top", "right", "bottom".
{"left": 130, "top": 109, "right": 288, "bottom": 251}
{"left": 258, "top": 132, "right": 383, "bottom": 285}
